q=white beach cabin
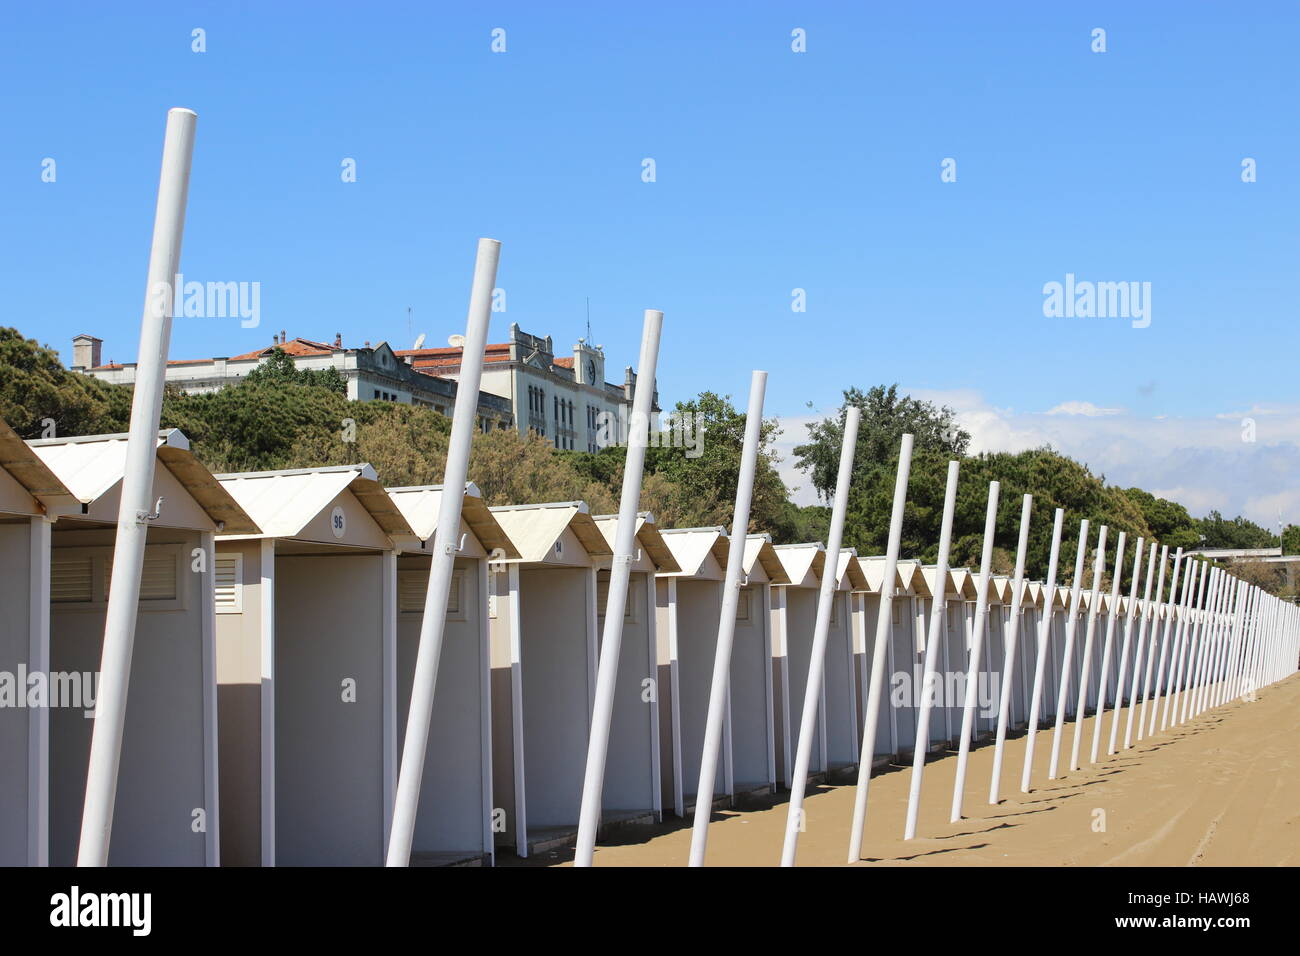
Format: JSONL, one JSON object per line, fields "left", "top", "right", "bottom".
{"left": 591, "top": 513, "right": 676, "bottom": 827}
{"left": 28, "top": 428, "right": 254, "bottom": 866}
{"left": 387, "top": 482, "right": 518, "bottom": 866}
{"left": 214, "top": 464, "right": 414, "bottom": 867}
{"left": 0, "top": 418, "right": 79, "bottom": 866}
{"left": 486, "top": 501, "right": 614, "bottom": 858}
{"left": 654, "top": 526, "right": 728, "bottom": 816}
{"left": 769, "top": 543, "right": 861, "bottom": 786}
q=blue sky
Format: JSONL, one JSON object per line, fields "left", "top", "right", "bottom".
{"left": 4, "top": 2, "right": 1297, "bottom": 521}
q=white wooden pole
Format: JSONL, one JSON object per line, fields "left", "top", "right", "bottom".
{"left": 900, "top": 460, "right": 960, "bottom": 838}
{"left": 1174, "top": 566, "right": 1211, "bottom": 726}
{"left": 1207, "top": 572, "right": 1239, "bottom": 711}
{"left": 1046, "top": 520, "right": 1089, "bottom": 780}
{"left": 949, "top": 481, "right": 999, "bottom": 821}
{"left": 1068, "top": 526, "right": 1107, "bottom": 773}
{"left": 1107, "top": 536, "right": 1144, "bottom": 755}
{"left": 780, "top": 407, "right": 860, "bottom": 867}
{"left": 1163, "top": 559, "right": 1204, "bottom": 731}
{"left": 688, "top": 370, "right": 767, "bottom": 866}
{"left": 1122, "top": 543, "right": 1159, "bottom": 749}
{"left": 1143, "top": 548, "right": 1183, "bottom": 738}
{"left": 1158, "top": 558, "right": 1200, "bottom": 732}
{"left": 844, "top": 435, "right": 913, "bottom": 858}
{"left": 1089, "top": 531, "right": 1126, "bottom": 763}
{"left": 78, "top": 108, "right": 197, "bottom": 867}
{"left": 1216, "top": 577, "right": 1247, "bottom": 708}
{"left": 1196, "top": 568, "right": 1231, "bottom": 715}
{"left": 574, "top": 309, "right": 663, "bottom": 867}
{"left": 1201, "top": 573, "right": 1230, "bottom": 711}
{"left": 1184, "top": 567, "right": 1221, "bottom": 721}
{"left": 385, "top": 238, "right": 500, "bottom": 866}
{"left": 988, "top": 494, "right": 1031, "bottom": 804}
{"left": 1215, "top": 576, "right": 1244, "bottom": 708}
{"left": 1020, "top": 507, "right": 1064, "bottom": 793}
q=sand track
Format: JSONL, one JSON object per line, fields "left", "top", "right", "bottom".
{"left": 530, "top": 673, "right": 1300, "bottom": 867}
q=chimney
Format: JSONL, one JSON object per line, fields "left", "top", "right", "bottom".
{"left": 280, "top": 330, "right": 287, "bottom": 345}
{"left": 334, "top": 333, "right": 342, "bottom": 348}
{"left": 72, "top": 334, "right": 102, "bottom": 370}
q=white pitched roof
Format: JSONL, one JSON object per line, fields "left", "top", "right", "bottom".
{"left": 658, "top": 527, "right": 729, "bottom": 578}
{"left": 592, "top": 512, "right": 680, "bottom": 572}
{"left": 29, "top": 428, "right": 256, "bottom": 532}
{"left": 216, "top": 464, "right": 409, "bottom": 539}
{"left": 772, "top": 543, "right": 826, "bottom": 588}
{"left": 742, "top": 534, "right": 790, "bottom": 584}
{"left": 387, "top": 482, "right": 517, "bottom": 557}
{"left": 488, "top": 501, "right": 610, "bottom": 563}
{"left": 0, "top": 416, "right": 77, "bottom": 515}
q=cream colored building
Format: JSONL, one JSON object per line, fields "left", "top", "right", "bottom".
{"left": 397, "top": 323, "right": 657, "bottom": 451}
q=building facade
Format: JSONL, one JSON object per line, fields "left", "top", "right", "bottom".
{"left": 396, "top": 322, "right": 657, "bottom": 452}
{"left": 71, "top": 332, "right": 514, "bottom": 432}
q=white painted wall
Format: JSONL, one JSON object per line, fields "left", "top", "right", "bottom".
{"left": 49, "top": 530, "right": 208, "bottom": 866}
{"left": 215, "top": 539, "right": 263, "bottom": 866}
{"left": 0, "top": 521, "right": 32, "bottom": 864}
{"left": 596, "top": 570, "right": 657, "bottom": 817}
{"left": 730, "top": 583, "right": 774, "bottom": 792}
{"left": 781, "top": 588, "right": 825, "bottom": 776}
{"left": 395, "top": 555, "right": 489, "bottom": 862}
{"left": 824, "top": 592, "right": 858, "bottom": 768}
{"left": 273, "top": 554, "right": 385, "bottom": 865}
{"left": 672, "top": 578, "right": 725, "bottom": 808}
{"left": 517, "top": 567, "right": 590, "bottom": 828}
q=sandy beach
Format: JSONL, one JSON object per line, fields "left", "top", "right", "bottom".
{"left": 510, "top": 673, "right": 1300, "bottom": 867}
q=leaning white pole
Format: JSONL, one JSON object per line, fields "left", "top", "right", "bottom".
{"left": 1144, "top": 546, "right": 1185, "bottom": 738}
{"left": 950, "top": 481, "right": 999, "bottom": 821}
{"left": 78, "top": 108, "right": 197, "bottom": 867}
{"left": 1046, "top": 519, "right": 1089, "bottom": 780}
{"left": 988, "top": 493, "right": 1031, "bottom": 804}
{"left": 1068, "top": 526, "right": 1107, "bottom": 773}
{"left": 1122, "top": 543, "right": 1159, "bottom": 750}
{"left": 688, "top": 369, "right": 767, "bottom": 867}
{"left": 386, "top": 237, "right": 501, "bottom": 867}
{"left": 780, "top": 406, "right": 860, "bottom": 867}
{"left": 1020, "top": 507, "right": 1064, "bottom": 793}
{"left": 574, "top": 309, "right": 663, "bottom": 867}
{"left": 845, "top": 434, "right": 915, "bottom": 857}
{"left": 1089, "top": 531, "right": 1126, "bottom": 763}
{"left": 900, "top": 460, "right": 959, "bottom": 840}
{"left": 1107, "top": 536, "right": 1145, "bottom": 755}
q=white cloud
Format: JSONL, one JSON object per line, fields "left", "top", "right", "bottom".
{"left": 773, "top": 390, "right": 1300, "bottom": 529}
{"left": 1045, "top": 401, "right": 1124, "bottom": 417}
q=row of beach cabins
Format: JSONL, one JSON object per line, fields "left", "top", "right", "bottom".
{"left": 0, "top": 415, "right": 1273, "bottom": 866}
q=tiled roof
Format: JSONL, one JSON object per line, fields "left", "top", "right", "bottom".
{"left": 552, "top": 357, "right": 574, "bottom": 369}
{"left": 229, "top": 338, "right": 335, "bottom": 361}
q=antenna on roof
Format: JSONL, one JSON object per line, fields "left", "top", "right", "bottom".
{"left": 407, "top": 306, "right": 413, "bottom": 342}
{"left": 448, "top": 334, "right": 465, "bottom": 347}
{"left": 413, "top": 332, "right": 426, "bottom": 350}
{"left": 586, "top": 297, "right": 591, "bottom": 344}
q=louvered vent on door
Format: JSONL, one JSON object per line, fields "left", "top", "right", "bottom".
{"left": 51, "top": 555, "right": 93, "bottom": 603}
{"left": 215, "top": 554, "right": 242, "bottom": 613}
{"left": 106, "top": 552, "right": 178, "bottom": 602}
{"left": 398, "top": 568, "right": 461, "bottom": 616}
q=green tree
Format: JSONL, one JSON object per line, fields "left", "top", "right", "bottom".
{"left": 1196, "top": 511, "right": 1279, "bottom": 550}
{"left": 0, "top": 327, "right": 131, "bottom": 437}
{"left": 794, "top": 384, "right": 970, "bottom": 502}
